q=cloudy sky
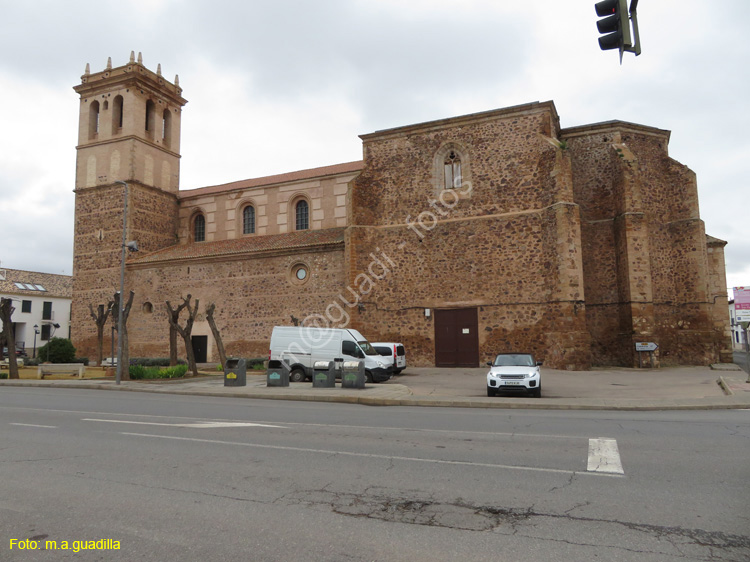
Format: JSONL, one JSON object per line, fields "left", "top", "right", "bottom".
{"left": 1, "top": 0, "right": 748, "bottom": 292}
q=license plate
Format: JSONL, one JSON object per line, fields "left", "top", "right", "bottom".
{"left": 504, "top": 381, "right": 521, "bottom": 386}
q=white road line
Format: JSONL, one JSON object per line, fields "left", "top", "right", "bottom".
{"left": 587, "top": 438, "right": 624, "bottom": 474}
{"left": 9, "top": 423, "right": 57, "bottom": 429}
{"left": 122, "top": 432, "right": 624, "bottom": 478}
{"left": 82, "top": 418, "right": 285, "bottom": 429}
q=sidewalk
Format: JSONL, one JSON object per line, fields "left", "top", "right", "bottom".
{"left": 2, "top": 363, "right": 750, "bottom": 411}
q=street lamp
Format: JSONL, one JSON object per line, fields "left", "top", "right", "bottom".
{"left": 114, "top": 181, "right": 138, "bottom": 385}
{"left": 32, "top": 324, "right": 39, "bottom": 358}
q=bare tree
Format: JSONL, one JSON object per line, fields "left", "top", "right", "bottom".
{"left": 112, "top": 291, "right": 135, "bottom": 380}
{"left": 0, "top": 298, "right": 19, "bottom": 379}
{"left": 205, "top": 303, "right": 227, "bottom": 368}
{"left": 166, "top": 295, "right": 199, "bottom": 376}
{"left": 166, "top": 297, "right": 189, "bottom": 366}
{"left": 88, "top": 301, "right": 113, "bottom": 366}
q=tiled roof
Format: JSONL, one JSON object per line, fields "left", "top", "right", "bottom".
{"left": 0, "top": 268, "right": 72, "bottom": 299}
{"left": 129, "top": 228, "right": 346, "bottom": 265}
{"left": 179, "top": 161, "right": 364, "bottom": 199}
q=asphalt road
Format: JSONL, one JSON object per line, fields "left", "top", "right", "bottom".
{"left": 1, "top": 388, "right": 749, "bottom": 561}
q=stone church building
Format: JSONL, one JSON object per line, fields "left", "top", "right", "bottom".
{"left": 71, "top": 55, "right": 732, "bottom": 370}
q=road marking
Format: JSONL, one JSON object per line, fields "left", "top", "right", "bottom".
{"left": 122, "top": 432, "right": 625, "bottom": 478}
{"left": 9, "top": 423, "right": 57, "bottom": 428}
{"left": 587, "top": 438, "right": 624, "bottom": 474}
{"left": 82, "top": 419, "right": 285, "bottom": 429}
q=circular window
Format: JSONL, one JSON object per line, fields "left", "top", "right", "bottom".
{"left": 290, "top": 263, "right": 310, "bottom": 285}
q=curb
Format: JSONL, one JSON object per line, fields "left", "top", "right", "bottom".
{"left": 717, "top": 376, "right": 733, "bottom": 396}
{"left": 2, "top": 380, "right": 750, "bottom": 411}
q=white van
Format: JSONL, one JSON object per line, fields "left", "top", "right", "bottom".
{"left": 269, "top": 326, "right": 391, "bottom": 383}
{"left": 371, "top": 342, "right": 406, "bottom": 374}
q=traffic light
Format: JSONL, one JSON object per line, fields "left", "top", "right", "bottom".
{"left": 595, "top": 0, "right": 632, "bottom": 52}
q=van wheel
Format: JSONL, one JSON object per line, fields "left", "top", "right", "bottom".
{"left": 532, "top": 386, "right": 541, "bottom": 398}
{"left": 290, "top": 368, "right": 306, "bottom": 383}
{"left": 365, "top": 371, "right": 373, "bottom": 383}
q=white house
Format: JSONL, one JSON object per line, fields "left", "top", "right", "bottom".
{"left": 0, "top": 267, "right": 72, "bottom": 357}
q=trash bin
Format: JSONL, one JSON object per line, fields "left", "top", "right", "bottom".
{"left": 341, "top": 360, "right": 365, "bottom": 389}
{"left": 266, "top": 359, "right": 290, "bottom": 387}
{"left": 312, "top": 360, "right": 335, "bottom": 388}
{"left": 224, "top": 357, "right": 247, "bottom": 387}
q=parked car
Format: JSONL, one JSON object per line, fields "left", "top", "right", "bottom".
{"left": 371, "top": 342, "right": 407, "bottom": 374}
{"left": 486, "top": 353, "right": 542, "bottom": 397}
{"left": 101, "top": 357, "right": 117, "bottom": 367}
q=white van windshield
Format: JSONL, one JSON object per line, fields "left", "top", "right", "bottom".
{"left": 358, "top": 341, "right": 378, "bottom": 356}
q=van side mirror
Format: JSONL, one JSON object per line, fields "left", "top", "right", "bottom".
{"left": 536, "top": 361, "right": 543, "bottom": 366}
{"left": 357, "top": 349, "right": 365, "bottom": 359}
{"left": 486, "top": 362, "right": 492, "bottom": 367}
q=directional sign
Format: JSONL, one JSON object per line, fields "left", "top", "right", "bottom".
{"left": 635, "top": 342, "right": 658, "bottom": 352}
{"left": 734, "top": 287, "right": 750, "bottom": 322}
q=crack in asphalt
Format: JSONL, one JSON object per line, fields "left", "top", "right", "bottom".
{"left": 292, "top": 489, "right": 750, "bottom": 560}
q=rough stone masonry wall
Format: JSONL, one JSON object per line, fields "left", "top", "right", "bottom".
{"left": 125, "top": 247, "right": 346, "bottom": 361}
{"left": 72, "top": 183, "right": 178, "bottom": 359}
{"left": 566, "top": 125, "right": 730, "bottom": 366}
{"left": 350, "top": 104, "right": 591, "bottom": 369}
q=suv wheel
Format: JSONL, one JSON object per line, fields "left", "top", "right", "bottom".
{"left": 487, "top": 387, "right": 496, "bottom": 397}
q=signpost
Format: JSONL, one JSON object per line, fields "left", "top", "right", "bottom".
{"left": 734, "top": 288, "right": 750, "bottom": 379}
{"left": 635, "top": 342, "right": 658, "bottom": 368}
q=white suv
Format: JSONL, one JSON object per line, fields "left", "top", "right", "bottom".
{"left": 486, "top": 353, "right": 542, "bottom": 397}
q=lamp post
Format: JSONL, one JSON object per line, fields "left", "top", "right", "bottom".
{"left": 32, "top": 324, "right": 39, "bottom": 358}
{"left": 115, "top": 180, "right": 128, "bottom": 385}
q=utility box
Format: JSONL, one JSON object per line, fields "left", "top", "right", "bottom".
{"left": 266, "top": 359, "right": 290, "bottom": 387}
{"left": 312, "top": 360, "right": 335, "bottom": 388}
{"left": 341, "top": 360, "right": 365, "bottom": 389}
{"left": 224, "top": 358, "right": 247, "bottom": 387}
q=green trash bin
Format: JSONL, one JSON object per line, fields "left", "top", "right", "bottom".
{"left": 312, "top": 360, "right": 335, "bottom": 388}
{"left": 266, "top": 360, "right": 290, "bottom": 387}
{"left": 341, "top": 360, "right": 365, "bottom": 389}
{"left": 224, "top": 358, "right": 247, "bottom": 387}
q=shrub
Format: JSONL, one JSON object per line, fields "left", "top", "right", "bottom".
{"left": 129, "top": 364, "right": 189, "bottom": 380}
{"left": 131, "top": 357, "right": 186, "bottom": 367}
{"left": 74, "top": 357, "right": 90, "bottom": 366}
{"left": 36, "top": 338, "right": 76, "bottom": 363}
{"left": 0, "top": 372, "right": 7, "bottom": 380}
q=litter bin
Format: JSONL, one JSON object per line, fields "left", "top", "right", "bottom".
{"left": 266, "top": 360, "right": 290, "bottom": 387}
{"left": 341, "top": 360, "right": 365, "bottom": 389}
{"left": 224, "top": 358, "right": 247, "bottom": 387}
{"left": 312, "top": 360, "right": 335, "bottom": 388}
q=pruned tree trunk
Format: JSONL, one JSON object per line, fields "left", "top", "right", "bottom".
{"left": 167, "top": 298, "right": 189, "bottom": 366}
{"left": 88, "top": 302, "right": 113, "bottom": 366}
{"left": 0, "top": 298, "right": 19, "bottom": 379}
{"left": 112, "top": 291, "right": 134, "bottom": 380}
{"left": 166, "top": 295, "right": 200, "bottom": 376}
{"left": 206, "top": 303, "right": 227, "bottom": 368}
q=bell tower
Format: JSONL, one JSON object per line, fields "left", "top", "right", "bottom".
{"left": 71, "top": 52, "right": 188, "bottom": 357}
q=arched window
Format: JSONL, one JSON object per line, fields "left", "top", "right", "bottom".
{"left": 444, "top": 150, "right": 462, "bottom": 189}
{"left": 89, "top": 101, "right": 100, "bottom": 139}
{"left": 162, "top": 108, "right": 171, "bottom": 147}
{"left": 194, "top": 214, "right": 206, "bottom": 242}
{"left": 145, "top": 99, "right": 156, "bottom": 133}
{"left": 112, "top": 95, "right": 123, "bottom": 130}
{"left": 243, "top": 205, "right": 255, "bottom": 235}
{"left": 295, "top": 200, "right": 309, "bottom": 231}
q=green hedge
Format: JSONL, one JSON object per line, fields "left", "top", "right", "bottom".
{"left": 129, "top": 364, "right": 189, "bottom": 380}
{"left": 130, "top": 357, "right": 186, "bottom": 367}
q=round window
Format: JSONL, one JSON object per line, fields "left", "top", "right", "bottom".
{"left": 290, "top": 263, "right": 310, "bottom": 285}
